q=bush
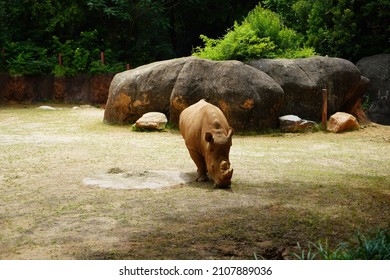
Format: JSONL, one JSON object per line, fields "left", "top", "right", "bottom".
{"left": 89, "top": 60, "right": 125, "bottom": 75}
{"left": 5, "top": 41, "right": 55, "bottom": 75}
{"left": 51, "top": 35, "right": 90, "bottom": 76}
{"left": 2, "top": 32, "right": 124, "bottom": 76}
{"left": 51, "top": 33, "right": 124, "bottom": 77}
{"left": 193, "top": 4, "right": 315, "bottom": 61}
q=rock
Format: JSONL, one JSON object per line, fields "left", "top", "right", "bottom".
{"left": 104, "top": 56, "right": 369, "bottom": 131}
{"left": 367, "top": 92, "right": 390, "bottom": 125}
{"left": 80, "top": 105, "right": 94, "bottom": 109}
{"left": 72, "top": 105, "right": 94, "bottom": 110}
{"left": 344, "top": 76, "right": 370, "bottom": 124}
{"left": 356, "top": 54, "right": 390, "bottom": 125}
{"left": 279, "top": 115, "right": 317, "bottom": 132}
{"left": 104, "top": 57, "right": 191, "bottom": 125}
{"left": 135, "top": 112, "right": 168, "bottom": 130}
{"left": 169, "top": 58, "right": 284, "bottom": 131}
{"left": 38, "top": 105, "right": 57, "bottom": 111}
{"left": 328, "top": 112, "right": 360, "bottom": 133}
{"left": 104, "top": 56, "right": 284, "bottom": 131}
{"left": 248, "top": 56, "right": 368, "bottom": 122}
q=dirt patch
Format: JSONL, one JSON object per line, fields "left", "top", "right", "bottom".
{"left": 0, "top": 105, "right": 389, "bottom": 260}
{"left": 83, "top": 169, "right": 193, "bottom": 190}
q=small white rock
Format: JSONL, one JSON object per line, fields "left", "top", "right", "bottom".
{"left": 38, "top": 106, "right": 57, "bottom": 111}
{"left": 135, "top": 112, "right": 168, "bottom": 130}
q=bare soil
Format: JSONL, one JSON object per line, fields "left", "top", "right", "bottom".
{"left": 0, "top": 105, "right": 389, "bottom": 259}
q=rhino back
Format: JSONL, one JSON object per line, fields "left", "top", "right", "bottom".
{"left": 180, "top": 100, "right": 229, "bottom": 153}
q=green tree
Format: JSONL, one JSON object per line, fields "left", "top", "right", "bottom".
{"left": 0, "top": 0, "right": 86, "bottom": 47}
{"left": 0, "top": 0, "right": 264, "bottom": 73}
{"left": 167, "top": 0, "right": 260, "bottom": 56}
{"left": 87, "top": 0, "right": 175, "bottom": 66}
{"left": 356, "top": 0, "right": 390, "bottom": 57}
{"left": 305, "top": 0, "right": 359, "bottom": 59}
{"left": 1, "top": 0, "right": 387, "bottom": 75}
{"left": 263, "top": 0, "right": 390, "bottom": 61}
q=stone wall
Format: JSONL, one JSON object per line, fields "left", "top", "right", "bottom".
{"left": 0, "top": 73, "right": 114, "bottom": 105}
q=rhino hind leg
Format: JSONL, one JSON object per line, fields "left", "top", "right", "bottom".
{"left": 188, "top": 149, "right": 208, "bottom": 182}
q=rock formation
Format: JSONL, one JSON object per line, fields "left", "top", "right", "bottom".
{"left": 169, "top": 58, "right": 284, "bottom": 130}
{"left": 248, "top": 56, "right": 368, "bottom": 122}
{"left": 356, "top": 54, "right": 390, "bottom": 125}
{"left": 102, "top": 56, "right": 370, "bottom": 131}
{"left": 104, "top": 58, "right": 190, "bottom": 125}
{"left": 104, "top": 57, "right": 284, "bottom": 131}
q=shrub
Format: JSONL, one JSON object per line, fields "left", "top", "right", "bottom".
{"left": 51, "top": 34, "right": 124, "bottom": 77}
{"left": 5, "top": 41, "right": 55, "bottom": 75}
{"left": 89, "top": 60, "right": 125, "bottom": 75}
{"left": 51, "top": 35, "right": 90, "bottom": 76}
{"left": 193, "top": 4, "right": 315, "bottom": 61}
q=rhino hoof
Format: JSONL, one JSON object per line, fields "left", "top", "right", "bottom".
{"left": 196, "top": 175, "right": 209, "bottom": 182}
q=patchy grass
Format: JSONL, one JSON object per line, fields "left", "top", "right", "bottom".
{"left": 292, "top": 229, "right": 390, "bottom": 260}
{"left": 0, "top": 105, "right": 389, "bottom": 260}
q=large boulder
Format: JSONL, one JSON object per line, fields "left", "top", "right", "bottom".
{"left": 248, "top": 56, "right": 369, "bottom": 122}
{"left": 104, "top": 57, "right": 191, "bottom": 124}
{"left": 356, "top": 54, "right": 390, "bottom": 125}
{"left": 169, "top": 58, "right": 284, "bottom": 130}
{"left": 104, "top": 57, "right": 284, "bottom": 131}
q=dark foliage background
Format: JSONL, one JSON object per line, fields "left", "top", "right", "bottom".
{"left": 0, "top": 0, "right": 388, "bottom": 75}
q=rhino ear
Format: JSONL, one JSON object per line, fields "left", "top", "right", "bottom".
{"left": 205, "top": 132, "right": 214, "bottom": 143}
{"left": 227, "top": 127, "right": 234, "bottom": 139}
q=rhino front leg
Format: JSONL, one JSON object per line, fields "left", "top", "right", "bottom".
{"left": 188, "top": 149, "right": 209, "bottom": 182}
{"left": 196, "top": 172, "right": 209, "bottom": 182}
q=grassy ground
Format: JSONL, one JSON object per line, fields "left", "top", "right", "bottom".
{"left": 0, "top": 105, "right": 389, "bottom": 259}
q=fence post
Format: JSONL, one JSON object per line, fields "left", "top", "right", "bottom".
{"left": 1, "top": 48, "right": 5, "bottom": 65}
{"left": 322, "top": 88, "right": 328, "bottom": 130}
{"left": 58, "top": 53, "right": 63, "bottom": 66}
{"left": 126, "top": 63, "right": 131, "bottom": 70}
{"left": 100, "top": 51, "right": 105, "bottom": 64}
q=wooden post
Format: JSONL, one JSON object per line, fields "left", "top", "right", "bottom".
{"left": 58, "top": 53, "right": 63, "bottom": 66}
{"left": 126, "top": 63, "right": 131, "bottom": 70}
{"left": 100, "top": 51, "right": 105, "bottom": 64}
{"left": 322, "top": 88, "right": 328, "bottom": 130}
{"left": 1, "top": 48, "right": 5, "bottom": 65}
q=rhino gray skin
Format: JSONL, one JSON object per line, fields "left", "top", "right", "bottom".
{"left": 179, "top": 100, "right": 233, "bottom": 188}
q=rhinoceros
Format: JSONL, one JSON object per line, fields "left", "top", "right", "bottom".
{"left": 179, "top": 100, "right": 234, "bottom": 187}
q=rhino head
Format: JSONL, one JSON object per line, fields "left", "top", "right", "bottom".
{"left": 204, "top": 128, "right": 234, "bottom": 188}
